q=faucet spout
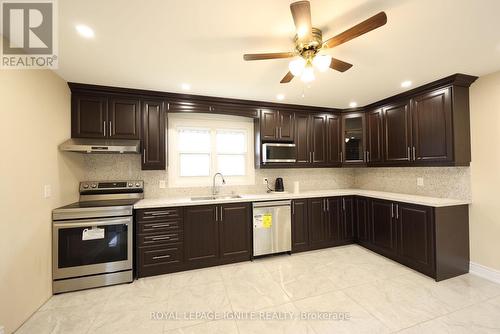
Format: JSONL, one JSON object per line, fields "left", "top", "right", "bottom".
{"left": 212, "top": 173, "right": 226, "bottom": 196}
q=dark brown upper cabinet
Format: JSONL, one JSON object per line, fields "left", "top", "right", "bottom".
{"left": 71, "top": 94, "right": 140, "bottom": 139}
{"left": 310, "top": 113, "right": 327, "bottom": 164}
{"left": 326, "top": 114, "right": 342, "bottom": 166}
{"left": 108, "top": 97, "right": 141, "bottom": 139}
{"left": 260, "top": 109, "right": 294, "bottom": 142}
{"left": 383, "top": 100, "right": 412, "bottom": 164}
{"left": 341, "top": 112, "right": 366, "bottom": 166}
{"left": 71, "top": 94, "right": 108, "bottom": 138}
{"left": 366, "top": 108, "right": 384, "bottom": 164}
{"left": 142, "top": 99, "right": 166, "bottom": 170}
{"left": 411, "top": 87, "right": 453, "bottom": 163}
{"left": 294, "top": 113, "right": 311, "bottom": 164}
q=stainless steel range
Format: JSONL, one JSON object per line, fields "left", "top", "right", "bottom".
{"left": 52, "top": 180, "right": 143, "bottom": 293}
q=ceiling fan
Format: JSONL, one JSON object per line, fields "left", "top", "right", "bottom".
{"left": 243, "top": 1, "right": 387, "bottom": 84}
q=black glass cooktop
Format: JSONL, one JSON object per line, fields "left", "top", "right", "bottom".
{"left": 56, "top": 199, "right": 139, "bottom": 210}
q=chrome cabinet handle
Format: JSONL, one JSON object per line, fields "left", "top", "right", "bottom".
{"left": 219, "top": 206, "right": 223, "bottom": 222}
{"left": 292, "top": 202, "right": 295, "bottom": 215}
{"left": 153, "top": 255, "right": 171, "bottom": 260}
{"left": 412, "top": 146, "right": 416, "bottom": 161}
{"left": 407, "top": 147, "right": 411, "bottom": 161}
{"left": 151, "top": 236, "right": 171, "bottom": 241}
{"left": 150, "top": 223, "right": 171, "bottom": 228}
{"left": 309, "top": 152, "right": 312, "bottom": 163}
{"left": 146, "top": 211, "right": 174, "bottom": 216}
{"left": 215, "top": 207, "right": 218, "bottom": 221}
{"left": 103, "top": 121, "right": 106, "bottom": 136}
{"left": 343, "top": 198, "right": 346, "bottom": 211}
{"left": 327, "top": 199, "right": 330, "bottom": 211}
{"left": 143, "top": 149, "right": 146, "bottom": 164}
{"left": 109, "top": 121, "right": 112, "bottom": 136}
{"left": 312, "top": 151, "right": 315, "bottom": 162}
{"left": 396, "top": 204, "right": 399, "bottom": 219}
{"left": 391, "top": 203, "right": 394, "bottom": 218}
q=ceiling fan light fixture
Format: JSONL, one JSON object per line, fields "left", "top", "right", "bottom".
{"left": 312, "top": 54, "right": 331, "bottom": 72}
{"left": 300, "top": 65, "right": 315, "bottom": 82}
{"left": 289, "top": 58, "right": 306, "bottom": 76}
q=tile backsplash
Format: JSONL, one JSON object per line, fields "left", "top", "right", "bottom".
{"left": 78, "top": 155, "right": 471, "bottom": 200}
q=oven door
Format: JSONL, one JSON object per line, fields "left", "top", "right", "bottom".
{"left": 53, "top": 216, "right": 132, "bottom": 280}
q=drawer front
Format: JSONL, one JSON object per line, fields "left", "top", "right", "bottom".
{"left": 137, "top": 207, "right": 182, "bottom": 221}
{"left": 140, "top": 244, "right": 183, "bottom": 266}
{"left": 138, "top": 232, "right": 183, "bottom": 246}
{"left": 137, "top": 220, "right": 182, "bottom": 234}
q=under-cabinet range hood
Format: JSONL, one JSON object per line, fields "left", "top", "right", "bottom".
{"left": 59, "top": 138, "right": 141, "bottom": 154}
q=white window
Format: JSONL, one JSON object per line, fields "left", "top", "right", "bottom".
{"left": 168, "top": 113, "right": 255, "bottom": 187}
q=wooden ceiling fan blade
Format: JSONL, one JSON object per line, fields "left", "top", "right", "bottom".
{"left": 323, "top": 12, "right": 387, "bottom": 49}
{"left": 280, "top": 71, "right": 294, "bottom": 83}
{"left": 290, "top": 1, "right": 312, "bottom": 41}
{"left": 243, "top": 52, "right": 295, "bottom": 61}
{"left": 330, "top": 58, "right": 353, "bottom": 72}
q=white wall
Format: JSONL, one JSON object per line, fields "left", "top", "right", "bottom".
{"left": 469, "top": 70, "right": 500, "bottom": 272}
{"left": 0, "top": 69, "right": 82, "bottom": 333}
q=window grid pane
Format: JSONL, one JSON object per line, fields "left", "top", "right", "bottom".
{"left": 216, "top": 130, "right": 247, "bottom": 154}
{"left": 178, "top": 128, "right": 210, "bottom": 153}
{"left": 179, "top": 153, "right": 210, "bottom": 176}
{"left": 216, "top": 154, "right": 246, "bottom": 176}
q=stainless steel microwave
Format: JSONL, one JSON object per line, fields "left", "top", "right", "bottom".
{"left": 262, "top": 143, "right": 296, "bottom": 163}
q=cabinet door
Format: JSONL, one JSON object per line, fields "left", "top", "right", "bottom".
{"left": 142, "top": 100, "right": 166, "bottom": 170}
{"left": 310, "top": 113, "right": 327, "bottom": 164}
{"left": 109, "top": 97, "right": 141, "bottom": 139}
{"left": 367, "top": 109, "right": 383, "bottom": 164}
{"left": 383, "top": 101, "right": 412, "bottom": 163}
{"left": 292, "top": 199, "right": 309, "bottom": 252}
{"left": 308, "top": 198, "right": 327, "bottom": 248}
{"left": 397, "top": 203, "right": 435, "bottom": 276}
{"left": 342, "top": 113, "right": 366, "bottom": 164}
{"left": 184, "top": 205, "right": 219, "bottom": 264}
{"left": 411, "top": 87, "right": 453, "bottom": 163}
{"left": 278, "top": 110, "right": 295, "bottom": 141}
{"left": 370, "top": 199, "right": 397, "bottom": 256}
{"left": 355, "top": 197, "right": 370, "bottom": 243}
{"left": 71, "top": 94, "right": 108, "bottom": 138}
{"left": 294, "top": 113, "right": 311, "bottom": 164}
{"left": 219, "top": 203, "right": 251, "bottom": 262}
{"left": 341, "top": 197, "right": 355, "bottom": 241}
{"left": 325, "top": 197, "right": 341, "bottom": 242}
{"left": 326, "top": 114, "right": 341, "bottom": 166}
{"left": 260, "top": 109, "right": 278, "bottom": 141}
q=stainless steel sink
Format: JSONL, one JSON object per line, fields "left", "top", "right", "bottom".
{"left": 190, "top": 195, "right": 242, "bottom": 201}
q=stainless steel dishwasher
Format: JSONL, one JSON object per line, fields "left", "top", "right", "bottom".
{"left": 252, "top": 200, "right": 291, "bottom": 256}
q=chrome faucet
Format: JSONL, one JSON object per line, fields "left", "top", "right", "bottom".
{"left": 212, "top": 173, "right": 226, "bottom": 196}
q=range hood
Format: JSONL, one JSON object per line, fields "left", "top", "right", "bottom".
{"left": 59, "top": 138, "right": 141, "bottom": 154}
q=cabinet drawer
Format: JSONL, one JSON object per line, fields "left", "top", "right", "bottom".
{"left": 137, "top": 220, "right": 182, "bottom": 233}
{"left": 137, "top": 207, "right": 182, "bottom": 221}
{"left": 138, "top": 232, "right": 182, "bottom": 246}
{"left": 140, "top": 244, "right": 183, "bottom": 266}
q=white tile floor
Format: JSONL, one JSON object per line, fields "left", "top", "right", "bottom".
{"left": 16, "top": 245, "right": 500, "bottom": 334}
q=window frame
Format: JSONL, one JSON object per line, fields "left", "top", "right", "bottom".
{"left": 168, "top": 113, "right": 255, "bottom": 188}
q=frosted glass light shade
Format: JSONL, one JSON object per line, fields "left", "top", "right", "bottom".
{"left": 288, "top": 58, "right": 306, "bottom": 76}
{"left": 312, "top": 54, "right": 332, "bottom": 72}
{"left": 300, "top": 65, "right": 315, "bottom": 82}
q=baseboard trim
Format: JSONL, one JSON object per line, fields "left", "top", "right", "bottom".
{"left": 469, "top": 262, "right": 500, "bottom": 284}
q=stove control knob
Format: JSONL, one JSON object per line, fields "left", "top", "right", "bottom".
{"left": 83, "top": 184, "right": 89, "bottom": 189}
{"left": 91, "top": 184, "right": 97, "bottom": 188}
{"left": 135, "top": 182, "right": 141, "bottom": 187}
{"left": 128, "top": 183, "right": 133, "bottom": 187}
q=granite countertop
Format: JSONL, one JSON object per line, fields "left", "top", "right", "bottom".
{"left": 134, "top": 189, "right": 470, "bottom": 209}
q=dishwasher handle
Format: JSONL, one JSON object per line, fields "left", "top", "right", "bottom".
{"left": 252, "top": 200, "right": 292, "bottom": 208}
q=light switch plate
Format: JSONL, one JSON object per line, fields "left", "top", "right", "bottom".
{"left": 417, "top": 177, "right": 424, "bottom": 187}
{"left": 159, "top": 180, "right": 166, "bottom": 189}
{"left": 43, "top": 185, "right": 52, "bottom": 198}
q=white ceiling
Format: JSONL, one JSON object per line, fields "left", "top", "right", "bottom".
{"left": 57, "top": 0, "right": 500, "bottom": 108}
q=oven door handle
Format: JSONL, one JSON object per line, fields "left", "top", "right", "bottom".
{"left": 53, "top": 217, "right": 132, "bottom": 228}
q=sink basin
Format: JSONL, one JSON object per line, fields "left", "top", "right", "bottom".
{"left": 190, "top": 195, "right": 242, "bottom": 201}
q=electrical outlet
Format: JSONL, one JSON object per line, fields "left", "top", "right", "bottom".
{"left": 263, "top": 178, "right": 268, "bottom": 185}
{"left": 43, "top": 185, "right": 52, "bottom": 198}
{"left": 159, "top": 180, "right": 166, "bottom": 189}
{"left": 417, "top": 177, "right": 424, "bottom": 187}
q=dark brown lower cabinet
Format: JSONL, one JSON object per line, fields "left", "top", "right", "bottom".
{"left": 370, "top": 199, "right": 398, "bottom": 259}
{"left": 136, "top": 203, "right": 251, "bottom": 278}
{"left": 355, "top": 197, "right": 370, "bottom": 243}
{"left": 308, "top": 198, "right": 329, "bottom": 249}
{"left": 341, "top": 197, "right": 355, "bottom": 242}
{"left": 292, "top": 199, "right": 309, "bottom": 252}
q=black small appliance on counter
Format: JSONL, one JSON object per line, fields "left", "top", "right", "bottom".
{"left": 275, "top": 177, "right": 284, "bottom": 192}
